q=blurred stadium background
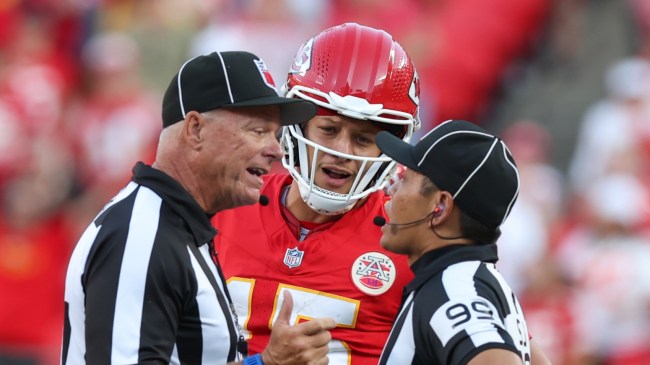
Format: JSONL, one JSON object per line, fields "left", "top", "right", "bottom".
{"left": 1, "top": 0, "right": 650, "bottom": 364}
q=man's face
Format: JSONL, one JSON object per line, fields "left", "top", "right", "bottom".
{"left": 380, "top": 169, "right": 434, "bottom": 254}
{"left": 302, "top": 113, "right": 383, "bottom": 194}
{"left": 201, "top": 106, "right": 282, "bottom": 211}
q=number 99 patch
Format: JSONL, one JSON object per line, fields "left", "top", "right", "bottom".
{"left": 429, "top": 298, "right": 503, "bottom": 346}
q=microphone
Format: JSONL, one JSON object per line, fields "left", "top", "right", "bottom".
{"left": 373, "top": 204, "right": 445, "bottom": 227}
{"left": 259, "top": 194, "right": 270, "bottom": 206}
{"left": 373, "top": 213, "right": 465, "bottom": 240}
{"left": 373, "top": 216, "right": 387, "bottom": 226}
{"left": 372, "top": 211, "right": 435, "bottom": 227}
{"left": 374, "top": 205, "right": 466, "bottom": 240}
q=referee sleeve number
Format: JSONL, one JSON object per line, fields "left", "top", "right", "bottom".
{"left": 446, "top": 301, "right": 495, "bottom": 329}
{"left": 431, "top": 299, "right": 501, "bottom": 346}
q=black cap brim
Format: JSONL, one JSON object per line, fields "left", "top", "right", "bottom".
{"left": 376, "top": 131, "right": 421, "bottom": 171}
{"left": 227, "top": 96, "right": 317, "bottom": 125}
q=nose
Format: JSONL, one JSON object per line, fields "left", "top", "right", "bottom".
{"left": 264, "top": 135, "right": 283, "bottom": 161}
{"left": 329, "top": 135, "right": 353, "bottom": 157}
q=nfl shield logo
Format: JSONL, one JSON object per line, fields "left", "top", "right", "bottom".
{"left": 283, "top": 247, "right": 304, "bottom": 269}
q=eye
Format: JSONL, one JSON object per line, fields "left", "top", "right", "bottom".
{"left": 320, "top": 126, "right": 336, "bottom": 134}
{"left": 357, "top": 135, "right": 374, "bottom": 145}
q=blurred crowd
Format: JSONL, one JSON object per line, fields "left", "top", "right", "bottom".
{"left": 1, "top": 0, "right": 650, "bottom": 365}
{"left": 482, "top": 52, "right": 650, "bottom": 365}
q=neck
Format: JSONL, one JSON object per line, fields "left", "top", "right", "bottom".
{"left": 153, "top": 158, "right": 191, "bottom": 193}
{"left": 407, "top": 229, "right": 472, "bottom": 266}
{"left": 153, "top": 158, "right": 214, "bottom": 214}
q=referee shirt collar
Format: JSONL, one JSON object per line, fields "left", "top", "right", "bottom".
{"left": 405, "top": 243, "right": 498, "bottom": 295}
{"left": 132, "top": 162, "right": 217, "bottom": 246}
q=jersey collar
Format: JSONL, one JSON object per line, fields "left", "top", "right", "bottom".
{"left": 132, "top": 162, "right": 217, "bottom": 246}
{"left": 405, "top": 243, "right": 498, "bottom": 295}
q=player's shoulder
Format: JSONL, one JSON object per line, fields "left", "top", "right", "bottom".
{"left": 349, "top": 189, "right": 390, "bottom": 219}
{"left": 262, "top": 172, "right": 292, "bottom": 188}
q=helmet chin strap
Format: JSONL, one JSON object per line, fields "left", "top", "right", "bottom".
{"left": 298, "top": 182, "right": 357, "bottom": 216}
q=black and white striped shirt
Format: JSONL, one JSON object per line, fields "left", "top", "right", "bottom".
{"left": 62, "top": 162, "right": 242, "bottom": 364}
{"left": 379, "top": 244, "right": 530, "bottom": 365}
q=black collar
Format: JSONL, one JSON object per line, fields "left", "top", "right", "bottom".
{"left": 131, "top": 162, "right": 216, "bottom": 246}
{"left": 405, "top": 243, "right": 498, "bottom": 294}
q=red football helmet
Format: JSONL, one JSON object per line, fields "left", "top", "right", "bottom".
{"left": 280, "top": 23, "right": 421, "bottom": 215}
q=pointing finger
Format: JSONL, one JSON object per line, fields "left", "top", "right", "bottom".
{"left": 275, "top": 291, "right": 294, "bottom": 325}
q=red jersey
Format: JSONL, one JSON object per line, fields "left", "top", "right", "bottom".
{"left": 213, "top": 174, "right": 413, "bottom": 365}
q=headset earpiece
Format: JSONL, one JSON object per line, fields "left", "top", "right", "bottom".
{"left": 432, "top": 203, "right": 446, "bottom": 217}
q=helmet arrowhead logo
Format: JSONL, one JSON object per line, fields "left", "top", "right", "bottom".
{"left": 290, "top": 38, "right": 314, "bottom": 74}
{"left": 409, "top": 70, "right": 420, "bottom": 106}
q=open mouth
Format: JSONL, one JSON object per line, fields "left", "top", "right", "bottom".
{"left": 247, "top": 167, "right": 268, "bottom": 177}
{"left": 323, "top": 167, "right": 351, "bottom": 180}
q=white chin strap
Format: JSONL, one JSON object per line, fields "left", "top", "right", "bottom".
{"left": 281, "top": 125, "right": 395, "bottom": 216}
{"left": 298, "top": 183, "right": 357, "bottom": 216}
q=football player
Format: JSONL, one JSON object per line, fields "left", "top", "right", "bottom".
{"left": 213, "top": 23, "right": 419, "bottom": 364}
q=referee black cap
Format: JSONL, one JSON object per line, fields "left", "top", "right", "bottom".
{"left": 162, "top": 51, "right": 317, "bottom": 128}
{"left": 376, "top": 120, "right": 520, "bottom": 229}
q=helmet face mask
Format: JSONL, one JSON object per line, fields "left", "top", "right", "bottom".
{"left": 280, "top": 123, "right": 397, "bottom": 215}
{"left": 280, "top": 23, "right": 421, "bottom": 215}
{"left": 283, "top": 85, "right": 418, "bottom": 129}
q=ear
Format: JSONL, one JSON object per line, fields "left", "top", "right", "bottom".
{"left": 431, "top": 191, "right": 453, "bottom": 221}
{"left": 182, "top": 111, "right": 205, "bottom": 149}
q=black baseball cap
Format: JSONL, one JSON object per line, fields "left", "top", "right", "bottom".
{"left": 376, "top": 120, "right": 520, "bottom": 229}
{"left": 162, "top": 51, "right": 317, "bottom": 128}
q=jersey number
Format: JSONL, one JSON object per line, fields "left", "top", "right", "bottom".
{"left": 228, "top": 279, "right": 361, "bottom": 365}
{"left": 446, "top": 301, "right": 495, "bottom": 328}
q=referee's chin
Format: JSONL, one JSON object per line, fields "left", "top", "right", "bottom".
{"left": 236, "top": 188, "right": 262, "bottom": 208}
{"left": 380, "top": 230, "right": 406, "bottom": 256}
{"left": 211, "top": 187, "right": 260, "bottom": 214}
{"left": 379, "top": 230, "right": 394, "bottom": 251}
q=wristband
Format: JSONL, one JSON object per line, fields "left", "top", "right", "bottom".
{"left": 243, "top": 354, "right": 264, "bottom": 365}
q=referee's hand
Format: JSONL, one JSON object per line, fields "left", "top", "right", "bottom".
{"left": 261, "top": 291, "right": 335, "bottom": 365}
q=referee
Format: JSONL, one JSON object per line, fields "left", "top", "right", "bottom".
{"left": 62, "top": 52, "right": 334, "bottom": 365}
{"left": 374, "top": 120, "right": 545, "bottom": 365}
